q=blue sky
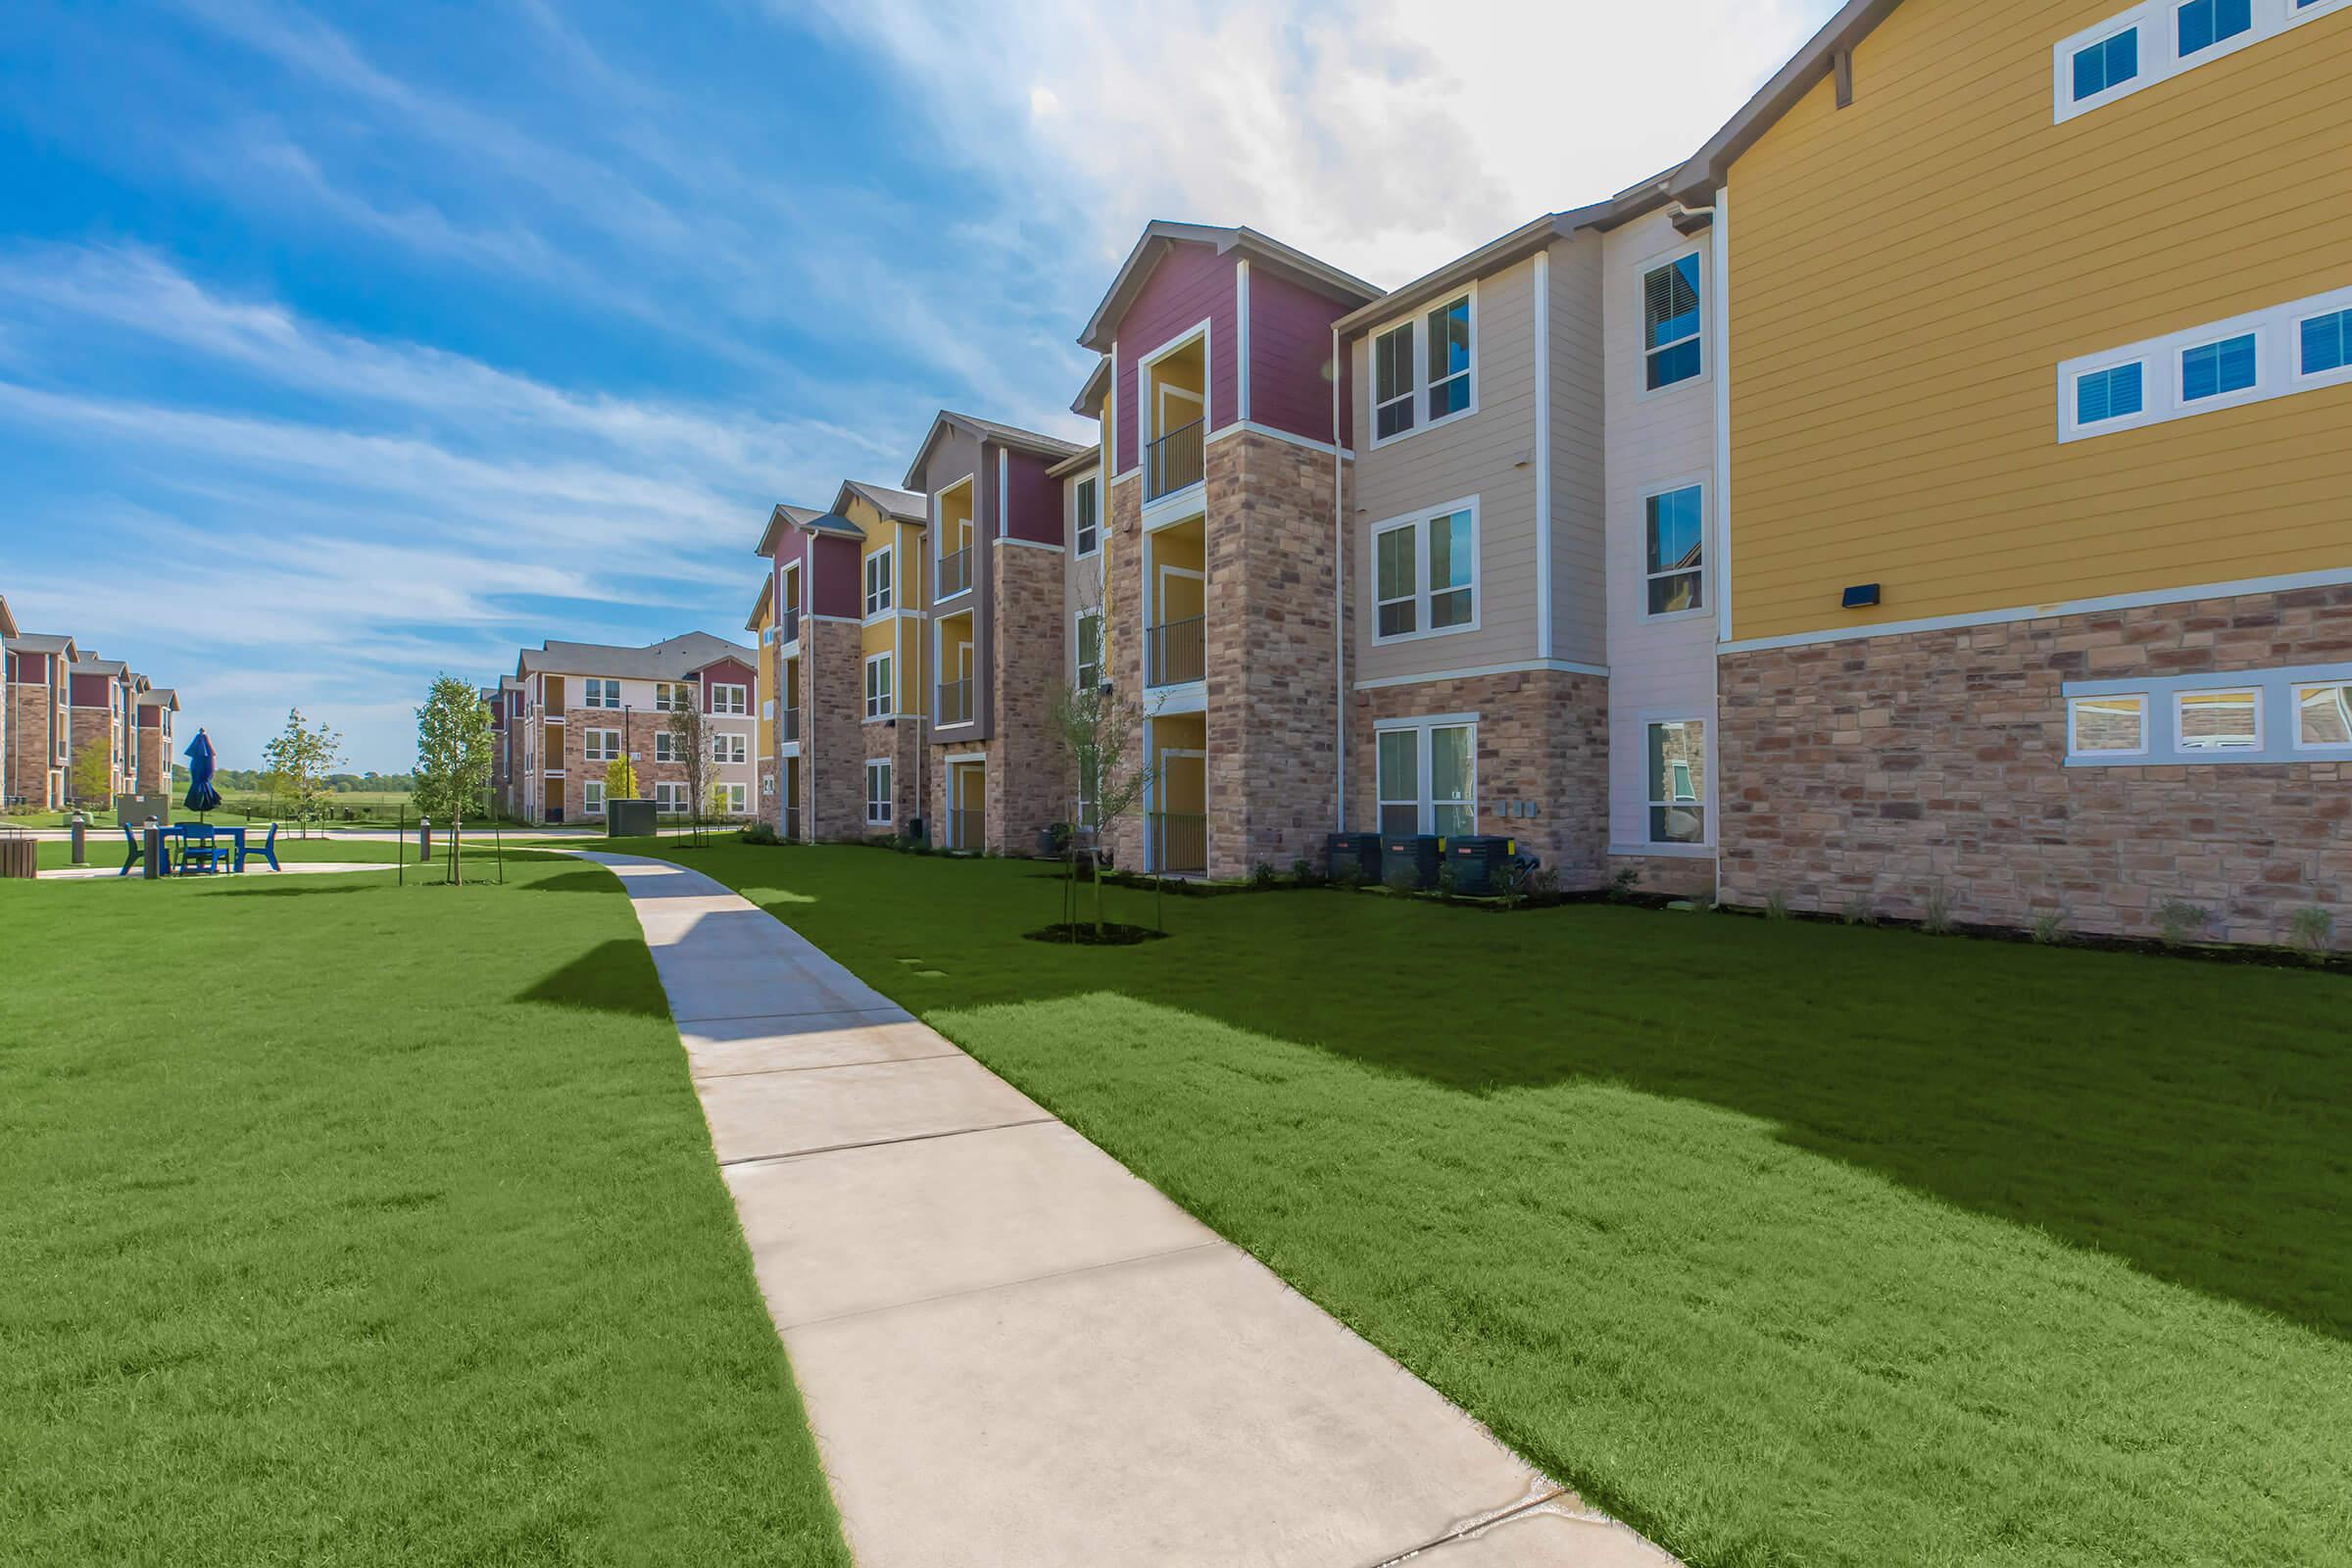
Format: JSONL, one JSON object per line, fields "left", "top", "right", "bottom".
{"left": 0, "top": 0, "right": 1835, "bottom": 770}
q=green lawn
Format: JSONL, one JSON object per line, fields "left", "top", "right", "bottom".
{"left": 0, "top": 855, "right": 850, "bottom": 1567}
{"left": 639, "top": 837, "right": 2350, "bottom": 1568}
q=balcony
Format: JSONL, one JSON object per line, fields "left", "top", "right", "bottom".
{"left": 781, "top": 707, "right": 801, "bottom": 743}
{"left": 938, "top": 677, "right": 974, "bottom": 726}
{"left": 778, "top": 607, "right": 801, "bottom": 645}
{"left": 1150, "top": 811, "right": 1207, "bottom": 876}
{"left": 1147, "top": 616, "right": 1204, "bottom": 687}
{"left": 937, "top": 546, "right": 971, "bottom": 600}
{"left": 1145, "top": 418, "right": 1203, "bottom": 502}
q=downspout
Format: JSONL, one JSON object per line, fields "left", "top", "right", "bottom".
{"left": 1710, "top": 184, "right": 1733, "bottom": 912}
{"left": 1331, "top": 321, "right": 1347, "bottom": 832}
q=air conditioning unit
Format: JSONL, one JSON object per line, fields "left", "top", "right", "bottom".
{"left": 1378, "top": 834, "right": 1443, "bottom": 890}
{"left": 1326, "top": 831, "right": 1382, "bottom": 884}
{"left": 1446, "top": 836, "right": 1530, "bottom": 896}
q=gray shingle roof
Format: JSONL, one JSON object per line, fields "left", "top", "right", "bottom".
{"left": 517, "top": 631, "right": 753, "bottom": 680}
{"left": 5, "top": 632, "right": 77, "bottom": 656}
{"left": 755, "top": 502, "right": 831, "bottom": 558}
{"left": 838, "top": 479, "right": 928, "bottom": 525}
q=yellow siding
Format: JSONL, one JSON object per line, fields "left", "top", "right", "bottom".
{"left": 1728, "top": 0, "right": 2352, "bottom": 640}
{"left": 850, "top": 498, "right": 928, "bottom": 715}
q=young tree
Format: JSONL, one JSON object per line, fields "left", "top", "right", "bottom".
{"left": 263, "top": 708, "right": 344, "bottom": 839}
{"left": 604, "top": 756, "right": 638, "bottom": 802}
{"left": 1052, "top": 548, "right": 1155, "bottom": 937}
{"left": 666, "top": 686, "right": 711, "bottom": 846}
{"left": 414, "top": 677, "right": 493, "bottom": 885}
{"left": 71, "top": 739, "right": 114, "bottom": 810}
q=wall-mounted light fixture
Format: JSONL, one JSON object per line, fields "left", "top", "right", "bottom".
{"left": 1841, "top": 583, "right": 1882, "bottom": 610}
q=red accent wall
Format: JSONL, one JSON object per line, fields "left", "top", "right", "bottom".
{"left": 1248, "top": 266, "right": 1353, "bottom": 446}
{"left": 1004, "top": 450, "right": 1063, "bottom": 545}
{"left": 808, "top": 534, "right": 859, "bottom": 617}
{"left": 697, "top": 657, "right": 757, "bottom": 710}
{"left": 1110, "top": 242, "right": 1236, "bottom": 472}
{"left": 71, "top": 672, "right": 110, "bottom": 707}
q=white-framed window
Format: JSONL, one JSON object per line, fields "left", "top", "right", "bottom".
{"left": 761, "top": 697, "right": 775, "bottom": 719}
{"left": 2068, "top": 694, "right": 2148, "bottom": 758}
{"left": 710, "top": 733, "right": 746, "bottom": 764}
{"left": 1642, "top": 254, "right": 1703, "bottom": 391}
{"left": 1074, "top": 475, "right": 1101, "bottom": 557}
{"left": 1642, "top": 485, "right": 1705, "bottom": 616}
{"left": 715, "top": 782, "right": 748, "bottom": 816}
{"left": 1368, "top": 287, "right": 1477, "bottom": 447}
{"left": 864, "top": 653, "right": 893, "bottom": 720}
{"left": 2176, "top": 687, "right": 2261, "bottom": 753}
{"left": 582, "top": 728, "right": 621, "bottom": 762}
{"left": 864, "top": 547, "right": 894, "bottom": 617}
{"left": 2066, "top": 662, "right": 2352, "bottom": 764}
{"left": 1375, "top": 717, "right": 1477, "bottom": 839}
{"left": 581, "top": 677, "right": 620, "bottom": 710}
{"left": 655, "top": 732, "right": 677, "bottom": 763}
{"left": 2056, "top": 0, "right": 2345, "bottom": 122}
{"left": 654, "top": 781, "right": 686, "bottom": 812}
{"left": 865, "top": 760, "right": 893, "bottom": 826}
{"left": 583, "top": 780, "right": 607, "bottom": 815}
{"left": 2295, "top": 681, "right": 2352, "bottom": 750}
{"left": 1370, "top": 499, "right": 1479, "bottom": 644}
{"left": 2060, "top": 284, "right": 2352, "bottom": 441}
{"left": 1645, "top": 719, "right": 1708, "bottom": 846}
{"left": 1075, "top": 611, "right": 1102, "bottom": 690}
{"left": 709, "top": 682, "right": 747, "bottom": 715}
{"left": 654, "top": 681, "right": 686, "bottom": 711}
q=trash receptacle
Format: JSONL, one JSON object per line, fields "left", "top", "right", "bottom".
{"left": 69, "top": 811, "right": 89, "bottom": 865}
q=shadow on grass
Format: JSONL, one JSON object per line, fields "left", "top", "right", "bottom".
{"left": 516, "top": 938, "right": 670, "bottom": 1018}
{"left": 518, "top": 870, "right": 627, "bottom": 895}
{"left": 207, "top": 882, "right": 375, "bottom": 899}
{"left": 675, "top": 845, "right": 2352, "bottom": 1342}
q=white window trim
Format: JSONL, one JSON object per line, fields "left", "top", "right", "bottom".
{"left": 1372, "top": 712, "right": 1480, "bottom": 838}
{"left": 2056, "top": 0, "right": 2345, "bottom": 123}
{"left": 864, "top": 759, "right": 894, "bottom": 826}
{"left": 1074, "top": 609, "right": 1104, "bottom": 690}
{"left": 2176, "top": 328, "right": 2264, "bottom": 413}
{"left": 2064, "top": 661, "right": 2352, "bottom": 763}
{"left": 1642, "top": 716, "right": 1713, "bottom": 848}
{"left": 2058, "top": 282, "right": 2352, "bottom": 442}
{"left": 583, "top": 780, "right": 607, "bottom": 815}
{"left": 863, "top": 546, "right": 895, "bottom": 621}
{"left": 654, "top": 732, "right": 677, "bottom": 763}
{"left": 711, "top": 734, "right": 747, "bottom": 764}
{"left": 1635, "top": 244, "right": 1709, "bottom": 403}
{"left": 654, "top": 781, "right": 686, "bottom": 811}
{"left": 932, "top": 474, "right": 978, "bottom": 599}
{"left": 582, "top": 727, "right": 622, "bottom": 763}
{"left": 2174, "top": 686, "right": 2265, "bottom": 754}
{"left": 780, "top": 563, "right": 803, "bottom": 632}
{"left": 1365, "top": 282, "right": 1479, "bottom": 450}
{"left": 1641, "top": 478, "right": 1711, "bottom": 623}
{"left": 2067, "top": 694, "right": 2150, "bottom": 759}
{"left": 1368, "top": 495, "right": 1482, "bottom": 647}
{"left": 1137, "top": 318, "right": 1213, "bottom": 463}
{"left": 709, "top": 682, "right": 748, "bottom": 715}
{"left": 2292, "top": 679, "right": 2352, "bottom": 754}
{"left": 581, "top": 677, "right": 621, "bottom": 710}
{"left": 863, "top": 651, "right": 894, "bottom": 722}
{"left": 1071, "top": 470, "right": 1102, "bottom": 558}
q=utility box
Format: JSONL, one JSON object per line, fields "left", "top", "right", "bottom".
{"left": 1379, "top": 834, "right": 1443, "bottom": 890}
{"left": 1445, "top": 836, "right": 1523, "bottom": 896}
{"left": 1326, "top": 831, "right": 1382, "bottom": 884}
{"left": 606, "top": 798, "right": 657, "bottom": 839}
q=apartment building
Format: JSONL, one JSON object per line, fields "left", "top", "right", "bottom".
{"left": 1328, "top": 185, "right": 1725, "bottom": 899}
{"left": 747, "top": 578, "right": 779, "bottom": 811}
{"left": 1074, "top": 222, "right": 1384, "bottom": 878}
{"left": 67, "top": 656, "right": 143, "bottom": 803}
{"left": 833, "top": 478, "right": 931, "bottom": 840}
{"left": 904, "top": 411, "right": 1087, "bottom": 853}
{"left": 509, "top": 632, "right": 760, "bottom": 824}
{"left": 758, "top": 501, "right": 861, "bottom": 841}
{"left": 5, "top": 630, "right": 78, "bottom": 808}
{"left": 134, "top": 688, "right": 179, "bottom": 797}
{"left": 1669, "top": 0, "right": 2352, "bottom": 942}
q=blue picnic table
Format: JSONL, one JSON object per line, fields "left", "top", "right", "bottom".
{"left": 119, "top": 822, "right": 280, "bottom": 876}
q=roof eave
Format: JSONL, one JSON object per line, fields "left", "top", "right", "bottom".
{"left": 1670, "top": 0, "right": 1900, "bottom": 200}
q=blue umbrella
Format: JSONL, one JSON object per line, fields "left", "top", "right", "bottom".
{"left": 184, "top": 729, "right": 222, "bottom": 819}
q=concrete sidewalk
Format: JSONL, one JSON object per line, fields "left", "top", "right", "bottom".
{"left": 584, "top": 853, "right": 1678, "bottom": 1568}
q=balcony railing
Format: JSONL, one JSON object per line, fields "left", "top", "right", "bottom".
{"left": 1150, "top": 812, "right": 1207, "bottom": 876}
{"left": 949, "top": 809, "right": 984, "bottom": 852}
{"left": 938, "top": 677, "right": 974, "bottom": 725}
{"left": 1147, "top": 616, "right": 1205, "bottom": 687}
{"left": 937, "top": 546, "right": 971, "bottom": 600}
{"left": 778, "top": 607, "right": 801, "bottom": 644}
{"left": 781, "top": 707, "right": 801, "bottom": 743}
{"left": 1145, "top": 418, "right": 1204, "bottom": 502}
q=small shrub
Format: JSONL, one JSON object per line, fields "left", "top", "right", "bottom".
{"left": 1527, "top": 866, "right": 1559, "bottom": 900}
{"left": 2031, "top": 906, "right": 2070, "bottom": 946}
{"left": 2158, "top": 900, "right": 2212, "bottom": 948}
{"left": 1764, "top": 890, "right": 1791, "bottom": 921}
{"left": 2288, "top": 905, "right": 2336, "bottom": 962}
{"left": 1921, "top": 884, "right": 1956, "bottom": 935}
{"left": 1383, "top": 860, "right": 1420, "bottom": 894}
{"left": 740, "top": 820, "right": 780, "bottom": 846}
{"left": 1290, "top": 857, "right": 1323, "bottom": 887}
{"left": 1436, "top": 860, "right": 1459, "bottom": 902}
{"left": 1839, "top": 897, "right": 1875, "bottom": 927}
{"left": 1606, "top": 866, "right": 1642, "bottom": 904}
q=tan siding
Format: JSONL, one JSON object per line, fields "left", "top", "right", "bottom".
{"left": 1350, "top": 254, "right": 1541, "bottom": 684}
{"left": 1728, "top": 0, "right": 2352, "bottom": 641}
{"left": 1547, "top": 234, "right": 1608, "bottom": 666}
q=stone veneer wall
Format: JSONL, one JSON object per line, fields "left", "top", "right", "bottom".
{"left": 559, "top": 707, "right": 700, "bottom": 821}
{"left": 68, "top": 708, "right": 114, "bottom": 803}
{"left": 988, "top": 541, "right": 1070, "bottom": 853}
{"left": 801, "top": 618, "right": 866, "bottom": 841}
{"left": 1718, "top": 586, "right": 2352, "bottom": 945}
{"left": 1104, "top": 472, "right": 1149, "bottom": 872}
{"left": 1203, "top": 430, "right": 1345, "bottom": 880}
{"left": 1604, "top": 853, "right": 1718, "bottom": 902}
{"left": 1348, "top": 670, "right": 1610, "bottom": 890}
{"left": 8, "top": 685, "right": 58, "bottom": 806}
